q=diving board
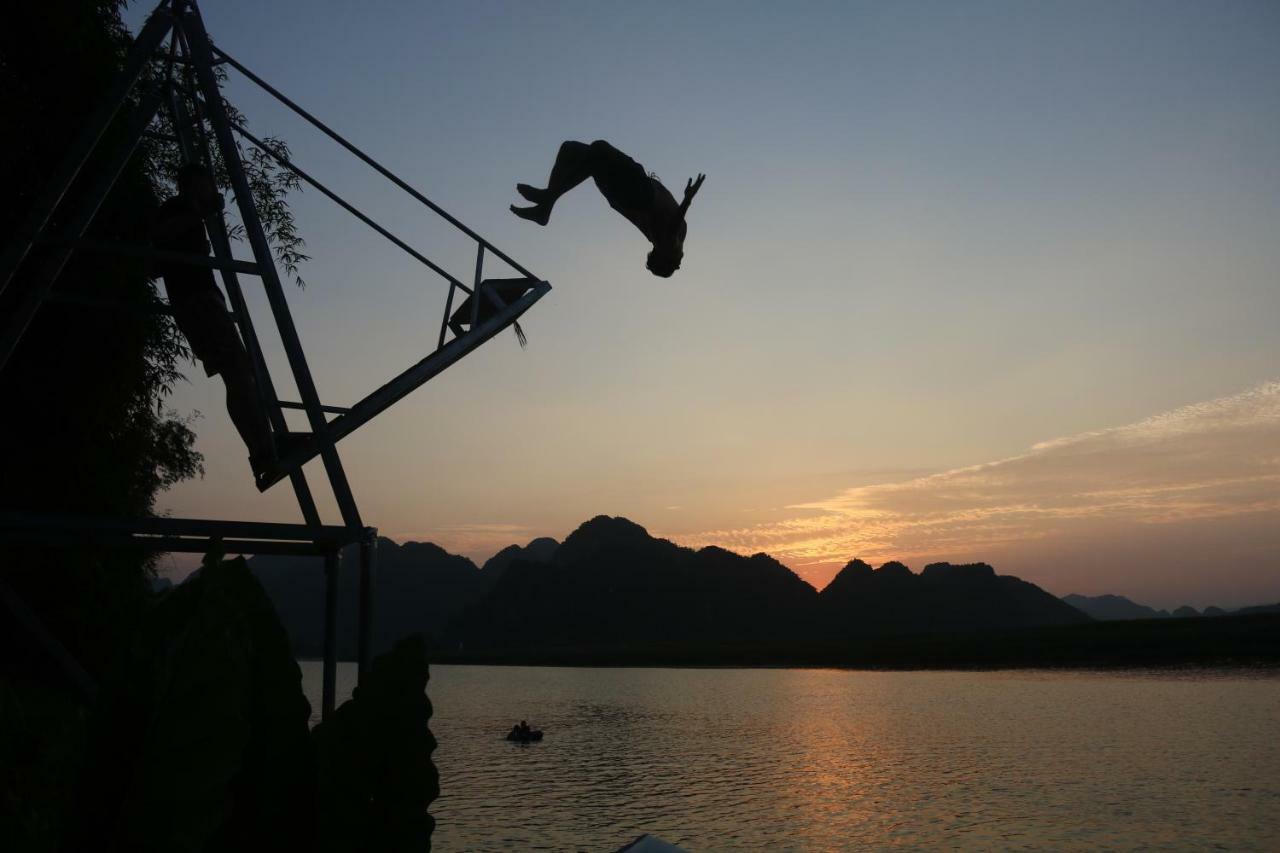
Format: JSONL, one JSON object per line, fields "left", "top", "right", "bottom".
{"left": 254, "top": 278, "right": 549, "bottom": 492}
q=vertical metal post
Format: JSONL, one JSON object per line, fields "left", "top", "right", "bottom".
{"left": 469, "top": 244, "right": 485, "bottom": 327}
{"left": 0, "top": 10, "right": 173, "bottom": 299}
{"left": 438, "top": 282, "right": 457, "bottom": 349}
{"left": 181, "top": 7, "right": 364, "bottom": 530}
{"left": 322, "top": 548, "right": 340, "bottom": 720}
{"left": 0, "top": 93, "right": 164, "bottom": 373}
{"left": 357, "top": 529, "right": 377, "bottom": 678}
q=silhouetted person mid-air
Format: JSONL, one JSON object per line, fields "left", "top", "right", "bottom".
{"left": 510, "top": 140, "right": 705, "bottom": 277}
{"left": 152, "top": 163, "right": 277, "bottom": 481}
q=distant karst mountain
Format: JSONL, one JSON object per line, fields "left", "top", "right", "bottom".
{"left": 480, "top": 536, "right": 558, "bottom": 585}
{"left": 453, "top": 516, "right": 819, "bottom": 649}
{"left": 1235, "top": 602, "right": 1280, "bottom": 616}
{"left": 1061, "top": 594, "right": 1280, "bottom": 621}
{"left": 820, "top": 558, "right": 1089, "bottom": 636}
{"left": 452, "top": 516, "right": 1089, "bottom": 650}
{"left": 245, "top": 516, "right": 1158, "bottom": 660}
{"left": 1062, "top": 593, "right": 1172, "bottom": 621}
{"left": 249, "top": 536, "right": 559, "bottom": 658}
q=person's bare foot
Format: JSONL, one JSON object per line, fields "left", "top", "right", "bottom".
{"left": 516, "top": 183, "right": 549, "bottom": 204}
{"left": 510, "top": 203, "right": 550, "bottom": 226}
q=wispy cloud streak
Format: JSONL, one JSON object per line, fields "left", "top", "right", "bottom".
{"left": 678, "top": 382, "right": 1280, "bottom": 592}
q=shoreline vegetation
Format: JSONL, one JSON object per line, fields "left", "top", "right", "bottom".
{"left": 445, "top": 612, "right": 1280, "bottom": 670}
{"left": 307, "top": 612, "right": 1280, "bottom": 671}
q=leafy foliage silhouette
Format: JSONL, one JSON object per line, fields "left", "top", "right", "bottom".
{"left": 1, "top": 4, "right": 311, "bottom": 847}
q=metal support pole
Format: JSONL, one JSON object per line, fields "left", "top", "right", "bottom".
{"left": 0, "top": 92, "right": 164, "bottom": 373}
{"left": 357, "top": 530, "right": 377, "bottom": 679}
{"left": 181, "top": 8, "right": 364, "bottom": 530}
{"left": 438, "top": 282, "right": 458, "bottom": 349}
{"left": 0, "top": 10, "right": 172, "bottom": 299}
{"left": 322, "top": 549, "right": 340, "bottom": 720}
{"left": 470, "top": 245, "right": 486, "bottom": 327}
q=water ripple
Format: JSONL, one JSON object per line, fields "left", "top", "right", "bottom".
{"left": 300, "top": 664, "right": 1280, "bottom": 851}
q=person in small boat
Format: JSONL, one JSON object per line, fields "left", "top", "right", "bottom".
{"left": 519, "top": 720, "right": 531, "bottom": 738}
{"left": 509, "top": 724, "right": 522, "bottom": 740}
{"left": 510, "top": 139, "right": 705, "bottom": 278}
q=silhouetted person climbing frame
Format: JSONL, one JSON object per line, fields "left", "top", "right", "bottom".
{"left": 511, "top": 140, "right": 705, "bottom": 278}
{"left": 152, "top": 163, "right": 276, "bottom": 481}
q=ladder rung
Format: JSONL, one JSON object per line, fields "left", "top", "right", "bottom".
{"left": 277, "top": 400, "right": 351, "bottom": 415}
{"left": 41, "top": 239, "right": 262, "bottom": 276}
{"left": 45, "top": 292, "right": 174, "bottom": 314}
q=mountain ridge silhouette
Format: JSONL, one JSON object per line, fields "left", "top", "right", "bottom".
{"left": 244, "top": 515, "right": 1117, "bottom": 657}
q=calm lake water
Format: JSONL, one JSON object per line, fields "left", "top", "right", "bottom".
{"left": 299, "top": 663, "right": 1280, "bottom": 851}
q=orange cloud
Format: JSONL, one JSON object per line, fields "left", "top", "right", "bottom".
{"left": 675, "top": 382, "right": 1280, "bottom": 598}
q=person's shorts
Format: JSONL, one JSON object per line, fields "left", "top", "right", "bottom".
{"left": 589, "top": 140, "right": 654, "bottom": 212}
{"left": 168, "top": 283, "right": 243, "bottom": 377}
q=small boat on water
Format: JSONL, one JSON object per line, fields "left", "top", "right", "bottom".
{"left": 505, "top": 729, "right": 544, "bottom": 743}
{"left": 505, "top": 721, "right": 544, "bottom": 743}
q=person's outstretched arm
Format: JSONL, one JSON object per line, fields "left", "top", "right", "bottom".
{"left": 678, "top": 173, "right": 706, "bottom": 219}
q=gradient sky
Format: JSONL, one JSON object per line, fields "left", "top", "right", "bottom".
{"left": 128, "top": 1, "right": 1280, "bottom": 608}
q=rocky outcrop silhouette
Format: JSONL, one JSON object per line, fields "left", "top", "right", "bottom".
{"left": 312, "top": 635, "right": 438, "bottom": 853}
{"left": 1173, "top": 605, "right": 1201, "bottom": 618}
{"left": 71, "top": 553, "right": 316, "bottom": 852}
{"left": 71, "top": 553, "right": 440, "bottom": 851}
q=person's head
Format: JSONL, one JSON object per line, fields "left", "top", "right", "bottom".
{"left": 176, "top": 162, "right": 219, "bottom": 206}
{"left": 646, "top": 242, "right": 683, "bottom": 278}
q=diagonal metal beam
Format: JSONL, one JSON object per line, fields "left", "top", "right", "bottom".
{"left": 332, "top": 283, "right": 549, "bottom": 443}
{"left": 40, "top": 239, "right": 261, "bottom": 275}
{"left": 253, "top": 282, "right": 549, "bottom": 491}
{"left": 164, "top": 60, "right": 326, "bottom": 530}
{"left": 180, "top": 7, "right": 363, "bottom": 530}
{"left": 0, "top": 10, "right": 172, "bottom": 300}
{"left": 0, "top": 92, "right": 164, "bottom": 373}
{"left": 0, "top": 577, "right": 97, "bottom": 703}
{"left": 0, "top": 511, "right": 359, "bottom": 544}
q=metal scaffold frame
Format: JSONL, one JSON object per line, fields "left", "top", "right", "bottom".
{"left": 0, "top": 0, "right": 550, "bottom": 719}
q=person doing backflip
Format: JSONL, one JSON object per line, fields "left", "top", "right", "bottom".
{"left": 510, "top": 140, "right": 705, "bottom": 278}
{"left": 151, "top": 163, "right": 276, "bottom": 482}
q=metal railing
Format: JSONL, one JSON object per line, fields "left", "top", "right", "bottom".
{"left": 210, "top": 45, "right": 542, "bottom": 355}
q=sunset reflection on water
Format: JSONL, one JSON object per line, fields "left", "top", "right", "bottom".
{"left": 301, "top": 663, "right": 1280, "bottom": 851}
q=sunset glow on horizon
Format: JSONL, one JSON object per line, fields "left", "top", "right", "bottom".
{"left": 136, "top": 1, "right": 1279, "bottom": 612}
{"left": 670, "top": 381, "right": 1280, "bottom": 602}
